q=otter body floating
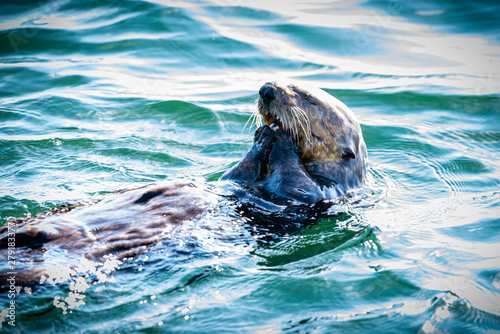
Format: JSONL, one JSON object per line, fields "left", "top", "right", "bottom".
{"left": 0, "top": 82, "right": 367, "bottom": 289}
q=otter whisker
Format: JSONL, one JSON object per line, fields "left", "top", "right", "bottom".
{"left": 298, "top": 107, "right": 312, "bottom": 142}
{"left": 243, "top": 115, "right": 253, "bottom": 132}
{"left": 283, "top": 108, "right": 298, "bottom": 140}
{"left": 254, "top": 100, "right": 264, "bottom": 128}
{"left": 283, "top": 108, "right": 294, "bottom": 138}
{"left": 290, "top": 107, "right": 301, "bottom": 142}
{"left": 291, "top": 106, "right": 312, "bottom": 144}
{"left": 293, "top": 112, "right": 301, "bottom": 141}
{"left": 243, "top": 107, "right": 263, "bottom": 133}
{"left": 254, "top": 110, "right": 263, "bottom": 127}
{"left": 292, "top": 111, "right": 301, "bottom": 142}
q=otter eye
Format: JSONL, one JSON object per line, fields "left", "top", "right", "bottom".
{"left": 341, "top": 147, "right": 356, "bottom": 160}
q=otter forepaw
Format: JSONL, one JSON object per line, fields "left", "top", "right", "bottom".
{"left": 254, "top": 125, "right": 275, "bottom": 151}
{"left": 220, "top": 126, "right": 274, "bottom": 182}
{"left": 272, "top": 129, "right": 297, "bottom": 151}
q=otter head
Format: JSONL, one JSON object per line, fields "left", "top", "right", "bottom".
{"left": 253, "top": 81, "right": 367, "bottom": 188}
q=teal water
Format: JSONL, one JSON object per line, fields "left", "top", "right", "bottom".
{"left": 1, "top": 0, "right": 500, "bottom": 333}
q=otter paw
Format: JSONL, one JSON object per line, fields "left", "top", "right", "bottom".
{"left": 254, "top": 125, "right": 275, "bottom": 151}
{"left": 273, "top": 129, "right": 296, "bottom": 151}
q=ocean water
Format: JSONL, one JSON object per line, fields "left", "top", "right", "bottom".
{"left": 1, "top": 0, "right": 500, "bottom": 333}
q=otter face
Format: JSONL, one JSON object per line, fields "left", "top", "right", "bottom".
{"left": 254, "top": 82, "right": 365, "bottom": 168}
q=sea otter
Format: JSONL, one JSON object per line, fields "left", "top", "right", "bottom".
{"left": 0, "top": 82, "right": 367, "bottom": 288}
{"left": 222, "top": 81, "right": 367, "bottom": 203}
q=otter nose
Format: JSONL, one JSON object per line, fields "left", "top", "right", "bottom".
{"left": 259, "top": 84, "right": 275, "bottom": 104}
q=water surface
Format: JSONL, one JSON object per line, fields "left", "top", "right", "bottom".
{"left": 0, "top": 0, "right": 499, "bottom": 333}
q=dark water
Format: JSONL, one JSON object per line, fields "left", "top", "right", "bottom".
{"left": 1, "top": 0, "right": 500, "bottom": 333}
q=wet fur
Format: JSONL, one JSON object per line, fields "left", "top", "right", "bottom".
{"left": 0, "top": 183, "right": 214, "bottom": 288}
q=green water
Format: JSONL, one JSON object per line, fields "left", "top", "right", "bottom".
{"left": 1, "top": 0, "right": 500, "bottom": 333}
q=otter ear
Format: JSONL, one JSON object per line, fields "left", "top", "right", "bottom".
{"left": 341, "top": 147, "right": 356, "bottom": 160}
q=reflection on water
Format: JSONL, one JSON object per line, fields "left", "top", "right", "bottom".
{"left": 1, "top": 0, "right": 500, "bottom": 332}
